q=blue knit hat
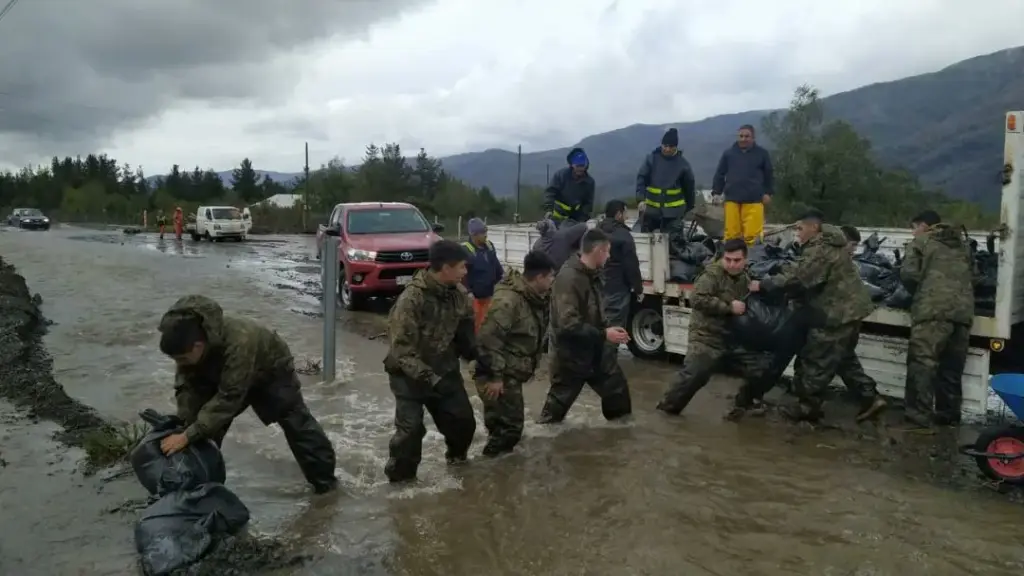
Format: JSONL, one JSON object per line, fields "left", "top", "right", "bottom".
{"left": 568, "top": 149, "right": 588, "bottom": 167}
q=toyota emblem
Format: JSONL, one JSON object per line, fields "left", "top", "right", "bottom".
{"left": 400, "top": 251, "right": 413, "bottom": 261}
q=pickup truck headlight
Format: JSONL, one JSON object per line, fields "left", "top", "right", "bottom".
{"left": 42, "top": 217, "right": 49, "bottom": 222}
{"left": 346, "top": 247, "right": 377, "bottom": 261}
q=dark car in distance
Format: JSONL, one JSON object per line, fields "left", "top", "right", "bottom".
{"left": 7, "top": 208, "right": 51, "bottom": 230}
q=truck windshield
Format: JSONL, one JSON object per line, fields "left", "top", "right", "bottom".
{"left": 211, "top": 208, "right": 242, "bottom": 220}
{"left": 20, "top": 209, "right": 42, "bottom": 216}
{"left": 346, "top": 208, "right": 429, "bottom": 234}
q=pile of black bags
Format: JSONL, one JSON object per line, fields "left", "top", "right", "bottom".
{"left": 131, "top": 409, "right": 251, "bottom": 576}
{"left": 667, "top": 229, "right": 716, "bottom": 282}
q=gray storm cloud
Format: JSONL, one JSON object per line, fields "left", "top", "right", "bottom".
{"left": 0, "top": 0, "right": 430, "bottom": 164}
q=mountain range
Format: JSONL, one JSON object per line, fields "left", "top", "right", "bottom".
{"left": 200, "top": 46, "right": 1024, "bottom": 210}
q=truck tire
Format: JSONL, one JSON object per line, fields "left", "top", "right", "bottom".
{"left": 339, "top": 268, "right": 368, "bottom": 312}
{"left": 626, "top": 299, "right": 667, "bottom": 360}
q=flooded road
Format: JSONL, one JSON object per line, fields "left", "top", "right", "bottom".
{"left": 1, "top": 225, "right": 1022, "bottom": 575}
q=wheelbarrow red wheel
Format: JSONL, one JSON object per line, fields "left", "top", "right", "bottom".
{"left": 973, "top": 426, "right": 1024, "bottom": 485}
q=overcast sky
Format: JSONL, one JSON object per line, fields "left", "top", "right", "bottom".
{"left": 1, "top": 0, "right": 1022, "bottom": 175}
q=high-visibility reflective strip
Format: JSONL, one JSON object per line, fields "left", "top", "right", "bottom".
{"left": 552, "top": 199, "right": 580, "bottom": 220}
{"left": 462, "top": 240, "right": 494, "bottom": 254}
{"left": 643, "top": 187, "right": 686, "bottom": 208}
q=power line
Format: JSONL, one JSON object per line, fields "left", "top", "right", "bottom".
{"left": 0, "top": 0, "right": 21, "bottom": 25}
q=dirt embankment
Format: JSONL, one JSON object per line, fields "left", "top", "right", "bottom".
{"left": 0, "top": 256, "right": 122, "bottom": 461}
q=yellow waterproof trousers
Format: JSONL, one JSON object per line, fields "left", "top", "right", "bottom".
{"left": 724, "top": 201, "right": 764, "bottom": 245}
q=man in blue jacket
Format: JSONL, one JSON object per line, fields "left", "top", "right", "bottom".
{"left": 543, "top": 147, "right": 595, "bottom": 227}
{"left": 711, "top": 124, "right": 774, "bottom": 245}
{"left": 463, "top": 218, "right": 505, "bottom": 332}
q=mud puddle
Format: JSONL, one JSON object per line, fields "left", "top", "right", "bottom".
{"left": 2, "top": 226, "right": 1024, "bottom": 575}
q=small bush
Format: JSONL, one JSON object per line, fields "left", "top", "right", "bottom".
{"left": 81, "top": 421, "right": 149, "bottom": 469}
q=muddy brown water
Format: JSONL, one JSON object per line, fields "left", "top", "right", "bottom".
{"left": 0, "top": 225, "right": 1022, "bottom": 575}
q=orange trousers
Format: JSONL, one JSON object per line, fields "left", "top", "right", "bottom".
{"left": 472, "top": 298, "right": 492, "bottom": 333}
{"left": 723, "top": 201, "right": 765, "bottom": 245}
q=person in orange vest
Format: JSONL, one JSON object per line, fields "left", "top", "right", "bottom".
{"left": 173, "top": 207, "right": 184, "bottom": 240}
{"left": 462, "top": 218, "right": 504, "bottom": 332}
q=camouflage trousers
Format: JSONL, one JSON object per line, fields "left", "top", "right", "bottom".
{"left": 539, "top": 343, "right": 632, "bottom": 422}
{"left": 475, "top": 377, "right": 525, "bottom": 456}
{"left": 657, "top": 341, "right": 775, "bottom": 414}
{"left": 384, "top": 370, "right": 476, "bottom": 483}
{"left": 905, "top": 320, "right": 969, "bottom": 426}
{"left": 793, "top": 321, "right": 878, "bottom": 411}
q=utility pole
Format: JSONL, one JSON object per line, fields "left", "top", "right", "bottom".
{"left": 546, "top": 164, "right": 550, "bottom": 183}
{"left": 515, "top": 145, "right": 522, "bottom": 223}
{"left": 303, "top": 142, "right": 310, "bottom": 231}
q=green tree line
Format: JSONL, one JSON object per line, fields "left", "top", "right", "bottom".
{"left": 762, "top": 85, "right": 996, "bottom": 229}
{"left": 0, "top": 83, "right": 997, "bottom": 234}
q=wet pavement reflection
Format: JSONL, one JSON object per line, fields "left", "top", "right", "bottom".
{"left": 0, "top": 224, "right": 1022, "bottom": 575}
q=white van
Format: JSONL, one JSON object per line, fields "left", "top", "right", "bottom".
{"left": 191, "top": 205, "right": 247, "bottom": 241}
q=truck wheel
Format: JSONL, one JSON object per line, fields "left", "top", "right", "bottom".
{"left": 339, "top": 270, "right": 368, "bottom": 311}
{"left": 191, "top": 233, "right": 201, "bottom": 241}
{"left": 626, "top": 300, "right": 667, "bottom": 360}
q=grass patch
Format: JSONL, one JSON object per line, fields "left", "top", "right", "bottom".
{"left": 81, "top": 421, "right": 149, "bottom": 469}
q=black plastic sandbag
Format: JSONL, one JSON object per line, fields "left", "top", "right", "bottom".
{"left": 729, "top": 293, "right": 802, "bottom": 352}
{"left": 669, "top": 259, "right": 699, "bottom": 282}
{"left": 135, "top": 483, "right": 251, "bottom": 576}
{"left": 130, "top": 409, "right": 226, "bottom": 496}
{"left": 883, "top": 284, "right": 913, "bottom": 309}
{"left": 746, "top": 242, "right": 796, "bottom": 280}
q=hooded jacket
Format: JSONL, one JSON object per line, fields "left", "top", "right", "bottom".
{"left": 597, "top": 217, "right": 643, "bottom": 295}
{"left": 534, "top": 221, "right": 588, "bottom": 270}
{"left": 474, "top": 270, "right": 550, "bottom": 383}
{"left": 762, "top": 224, "right": 874, "bottom": 327}
{"left": 543, "top": 147, "right": 595, "bottom": 223}
{"left": 383, "top": 269, "right": 476, "bottom": 385}
{"left": 462, "top": 239, "right": 504, "bottom": 299}
{"left": 900, "top": 223, "right": 975, "bottom": 325}
{"left": 159, "top": 295, "right": 298, "bottom": 442}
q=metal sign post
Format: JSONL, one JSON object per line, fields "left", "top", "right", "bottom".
{"left": 321, "top": 231, "right": 341, "bottom": 383}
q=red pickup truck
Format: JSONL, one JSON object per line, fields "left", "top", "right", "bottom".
{"left": 316, "top": 202, "right": 444, "bottom": 310}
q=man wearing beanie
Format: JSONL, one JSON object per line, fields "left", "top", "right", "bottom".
{"left": 462, "top": 217, "right": 504, "bottom": 332}
{"left": 543, "top": 146, "right": 595, "bottom": 227}
{"left": 636, "top": 127, "right": 696, "bottom": 233}
{"left": 711, "top": 124, "right": 774, "bottom": 244}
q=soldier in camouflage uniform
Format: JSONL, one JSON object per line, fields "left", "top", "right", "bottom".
{"left": 474, "top": 251, "right": 557, "bottom": 456}
{"left": 751, "top": 210, "right": 887, "bottom": 423}
{"left": 158, "top": 295, "right": 338, "bottom": 494}
{"left": 538, "top": 229, "right": 633, "bottom": 423}
{"left": 656, "top": 238, "right": 776, "bottom": 418}
{"left": 383, "top": 240, "right": 478, "bottom": 482}
{"left": 900, "top": 210, "right": 974, "bottom": 428}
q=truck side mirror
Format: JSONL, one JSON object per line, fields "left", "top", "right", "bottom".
{"left": 324, "top": 225, "right": 342, "bottom": 237}
{"left": 432, "top": 223, "right": 445, "bottom": 233}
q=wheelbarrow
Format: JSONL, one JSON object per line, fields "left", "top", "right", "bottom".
{"left": 960, "top": 373, "right": 1024, "bottom": 485}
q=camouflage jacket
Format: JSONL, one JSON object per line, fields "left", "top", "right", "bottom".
{"left": 689, "top": 261, "right": 749, "bottom": 347}
{"left": 160, "top": 295, "right": 296, "bottom": 442}
{"left": 763, "top": 224, "right": 874, "bottom": 327}
{"left": 550, "top": 255, "right": 606, "bottom": 369}
{"left": 474, "top": 270, "right": 550, "bottom": 383}
{"left": 900, "top": 223, "right": 975, "bottom": 326}
{"left": 383, "top": 269, "right": 476, "bottom": 384}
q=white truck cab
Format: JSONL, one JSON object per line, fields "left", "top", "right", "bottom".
{"left": 486, "top": 111, "right": 1024, "bottom": 422}
{"left": 191, "top": 205, "right": 247, "bottom": 242}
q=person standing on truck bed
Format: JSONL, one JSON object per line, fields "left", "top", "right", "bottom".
{"left": 383, "top": 240, "right": 478, "bottom": 483}
{"left": 157, "top": 295, "right": 339, "bottom": 494}
{"left": 711, "top": 125, "right": 774, "bottom": 245}
{"left": 899, "top": 210, "right": 974, "bottom": 430}
{"left": 537, "top": 228, "right": 633, "bottom": 424}
{"left": 656, "top": 238, "right": 776, "bottom": 418}
{"left": 543, "top": 147, "right": 595, "bottom": 227}
{"left": 597, "top": 200, "right": 643, "bottom": 329}
{"left": 474, "top": 251, "right": 556, "bottom": 457}
{"left": 463, "top": 218, "right": 505, "bottom": 333}
{"left": 636, "top": 128, "right": 696, "bottom": 233}
{"left": 749, "top": 210, "right": 887, "bottom": 423}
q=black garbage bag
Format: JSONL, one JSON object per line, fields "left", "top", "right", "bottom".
{"left": 135, "top": 483, "right": 251, "bottom": 576}
{"left": 746, "top": 243, "right": 796, "bottom": 280}
{"left": 883, "top": 284, "right": 913, "bottom": 309}
{"left": 130, "top": 409, "right": 226, "bottom": 496}
{"left": 669, "top": 259, "right": 700, "bottom": 282}
{"left": 729, "top": 293, "right": 803, "bottom": 352}
{"left": 862, "top": 281, "right": 889, "bottom": 302}
{"left": 855, "top": 232, "right": 895, "bottom": 268}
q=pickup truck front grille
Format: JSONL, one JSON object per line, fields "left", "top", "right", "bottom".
{"left": 376, "top": 249, "right": 429, "bottom": 263}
